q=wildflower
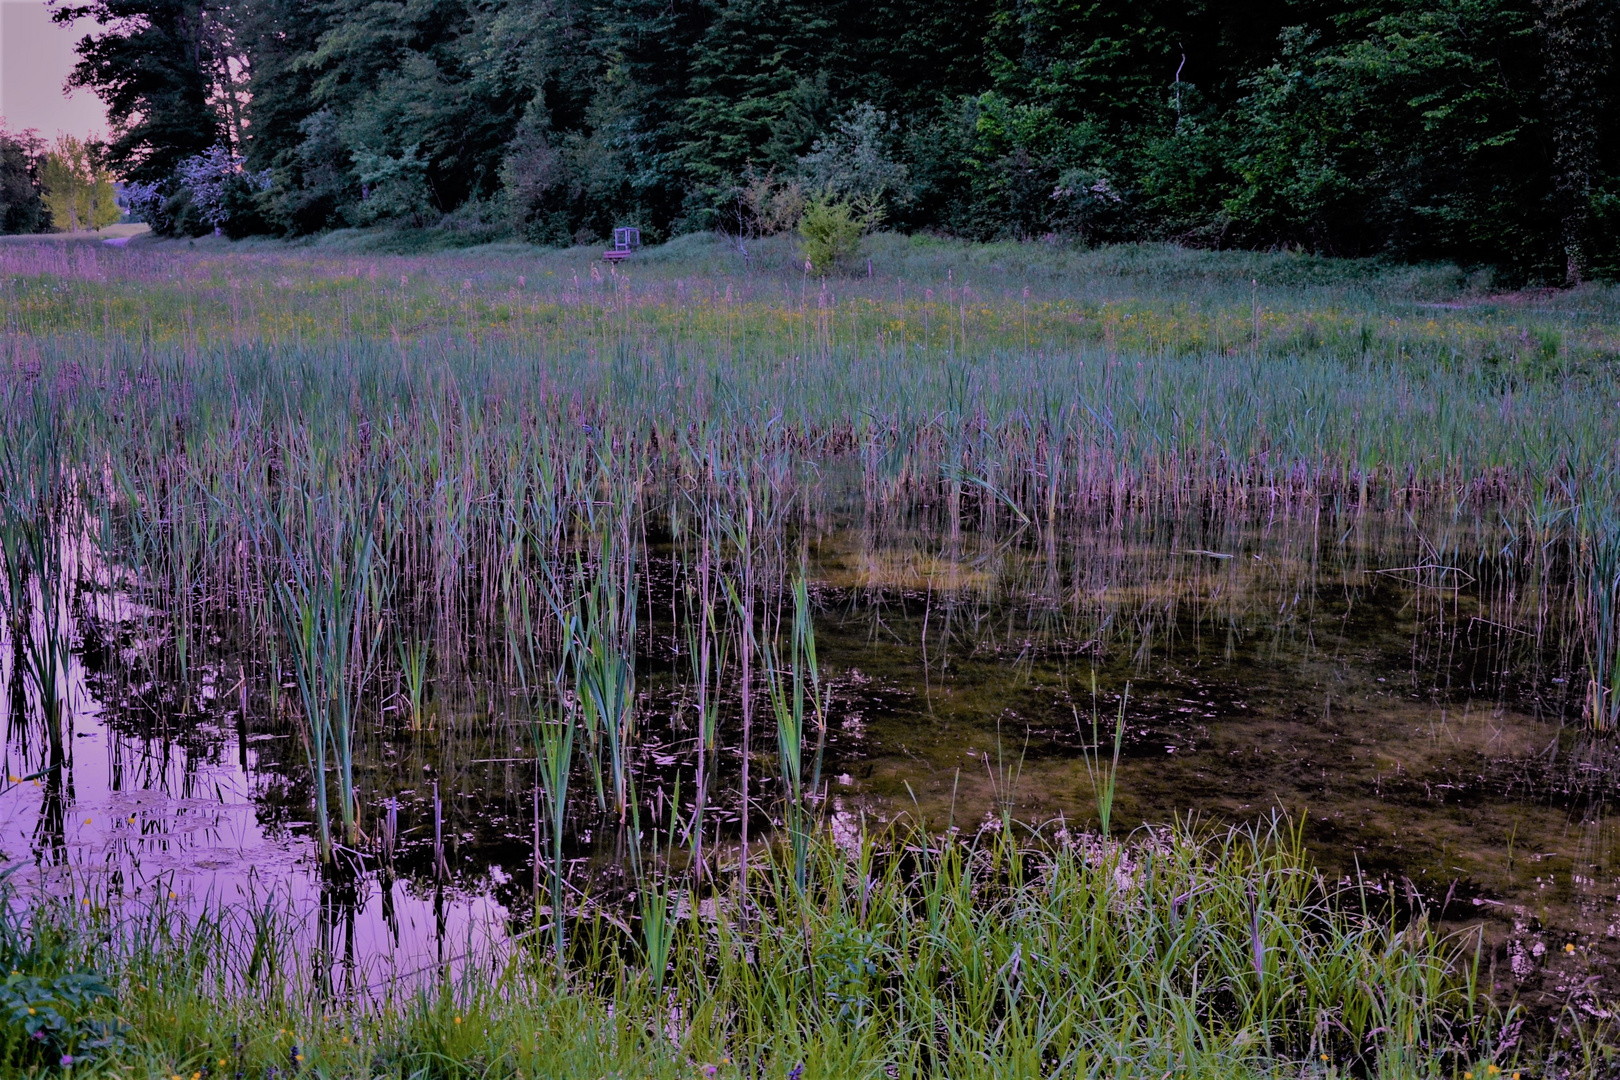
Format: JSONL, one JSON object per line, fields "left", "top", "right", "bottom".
{"left": 1564, "top": 942, "right": 1576, "bottom": 954}
{"left": 788, "top": 1064, "right": 804, "bottom": 1080}
{"left": 193, "top": 1072, "right": 202, "bottom": 1079}
{"left": 1487, "top": 1068, "right": 1501, "bottom": 1077}
{"left": 28, "top": 1007, "right": 35, "bottom": 1015}
{"left": 454, "top": 1015, "right": 462, "bottom": 1025}
{"left": 59, "top": 1055, "right": 74, "bottom": 1067}
{"left": 1320, "top": 1054, "right": 1330, "bottom": 1062}
{"left": 1465, "top": 1072, "right": 1474, "bottom": 1079}
{"left": 218, "top": 1060, "right": 227, "bottom": 1068}
{"left": 702, "top": 1068, "right": 718, "bottom": 1078}
{"left": 84, "top": 818, "right": 91, "bottom": 825}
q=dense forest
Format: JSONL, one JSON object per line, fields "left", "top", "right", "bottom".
{"left": 20, "top": 0, "right": 1620, "bottom": 279}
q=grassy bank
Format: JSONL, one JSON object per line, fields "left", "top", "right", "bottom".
{"left": 6, "top": 820, "right": 1593, "bottom": 1080}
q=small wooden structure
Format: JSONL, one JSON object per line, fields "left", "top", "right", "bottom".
{"left": 602, "top": 227, "right": 641, "bottom": 262}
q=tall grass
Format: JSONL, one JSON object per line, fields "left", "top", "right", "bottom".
{"left": 1, "top": 237, "right": 1618, "bottom": 1069}
{"left": 5, "top": 818, "right": 1599, "bottom": 1078}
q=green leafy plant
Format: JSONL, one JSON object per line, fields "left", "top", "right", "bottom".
{"left": 797, "top": 191, "right": 883, "bottom": 271}
{"left": 1078, "top": 676, "right": 1128, "bottom": 836}
{"left": 0, "top": 971, "right": 124, "bottom": 1068}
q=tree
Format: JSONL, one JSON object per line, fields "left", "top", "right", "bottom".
{"left": 1537, "top": 0, "right": 1615, "bottom": 283}
{"left": 0, "top": 128, "right": 50, "bottom": 234}
{"left": 679, "top": 0, "right": 837, "bottom": 204}
{"left": 40, "top": 136, "right": 121, "bottom": 231}
{"left": 1225, "top": 2, "right": 1545, "bottom": 264}
{"left": 51, "top": 0, "right": 227, "bottom": 182}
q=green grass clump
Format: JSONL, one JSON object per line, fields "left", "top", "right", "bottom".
{"left": 5, "top": 820, "right": 1601, "bottom": 1079}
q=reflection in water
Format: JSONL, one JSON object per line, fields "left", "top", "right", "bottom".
{"left": 0, "top": 502, "right": 1614, "bottom": 1012}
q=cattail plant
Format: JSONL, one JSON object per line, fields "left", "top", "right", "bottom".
{"left": 764, "top": 573, "right": 828, "bottom": 891}
{"left": 1579, "top": 513, "right": 1620, "bottom": 732}
{"left": 272, "top": 505, "right": 385, "bottom": 863}
{"left": 0, "top": 420, "right": 71, "bottom": 769}
{"left": 569, "top": 534, "right": 638, "bottom": 824}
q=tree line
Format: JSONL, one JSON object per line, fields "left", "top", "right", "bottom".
{"left": 12, "top": 0, "right": 1620, "bottom": 280}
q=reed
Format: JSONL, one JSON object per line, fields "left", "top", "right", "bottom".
{"left": 1077, "top": 677, "right": 1128, "bottom": 837}
{"left": 765, "top": 573, "right": 829, "bottom": 891}
{"left": 1579, "top": 513, "right": 1620, "bottom": 732}
{"left": 271, "top": 506, "right": 384, "bottom": 862}
{"left": 570, "top": 537, "right": 638, "bottom": 824}
{"left": 396, "top": 636, "right": 430, "bottom": 731}
{"left": 0, "top": 414, "right": 71, "bottom": 770}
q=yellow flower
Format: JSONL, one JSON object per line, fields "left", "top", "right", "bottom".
{"left": 1564, "top": 943, "right": 1576, "bottom": 954}
{"left": 1488, "top": 1067, "right": 1501, "bottom": 1076}
{"left": 27, "top": 1008, "right": 34, "bottom": 1015}
{"left": 295, "top": 1054, "right": 304, "bottom": 1064}
{"left": 193, "top": 1072, "right": 201, "bottom": 1080}
{"left": 1466, "top": 1072, "right": 1474, "bottom": 1079}
{"left": 454, "top": 1016, "right": 462, "bottom": 1025}
{"left": 1320, "top": 1055, "right": 1330, "bottom": 1062}
{"left": 218, "top": 1060, "right": 227, "bottom": 1068}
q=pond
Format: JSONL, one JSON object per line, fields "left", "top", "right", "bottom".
{"left": 1, "top": 500, "right": 1614, "bottom": 1017}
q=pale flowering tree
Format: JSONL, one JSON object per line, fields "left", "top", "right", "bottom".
{"left": 174, "top": 145, "right": 270, "bottom": 234}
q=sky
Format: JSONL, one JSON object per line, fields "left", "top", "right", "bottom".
{"left": 0, "top": 0, "right": 108, "bottom": 142}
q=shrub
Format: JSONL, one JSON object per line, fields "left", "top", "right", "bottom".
{"left": 797, "top": 191, "right": 882, "bottom": 271}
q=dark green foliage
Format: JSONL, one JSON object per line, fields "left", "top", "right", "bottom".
{"left": 1223, "top": 2, "right": 1548, "bottom": 264}
{"left": 50, "top": 0, "right": 1620, "bottom": 276}
{"left": 0, "top": 129, "right": 50, "bottom": 234}
{"left": 0, "top": 876, "right": 125, "bottom": 1069}
{"left": 0, "top": 972, "right": 124, "bottom": 1069}
{"left": 51, "top": 0, "right": 224, "bottom": 182}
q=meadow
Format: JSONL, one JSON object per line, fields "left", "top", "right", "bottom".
{"left": 0, "top": 231, "right": 1618, "bottom": 1077}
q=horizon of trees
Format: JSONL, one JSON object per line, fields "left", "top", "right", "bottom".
{"left": 0, "top": 127, "right": 122, "bottom": 233}
{"left": 6, "top": 0, "right": 1619, "bottom": 280}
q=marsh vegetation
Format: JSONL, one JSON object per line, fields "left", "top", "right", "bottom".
{"left": 0, "top": 234, "right": 1618, "bottom": 1076}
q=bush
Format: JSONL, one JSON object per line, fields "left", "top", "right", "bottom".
{"left": 797, "top": 191, "right": 882, "bottom": 271}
